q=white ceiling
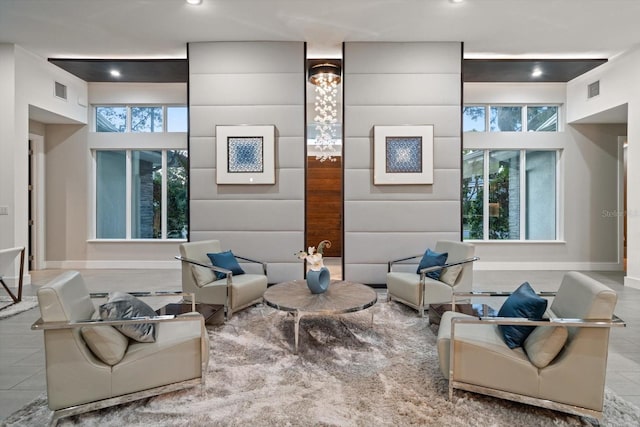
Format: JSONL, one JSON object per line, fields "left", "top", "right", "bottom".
{"left": 1, "top": 0, "right": 639, "bottom": 60}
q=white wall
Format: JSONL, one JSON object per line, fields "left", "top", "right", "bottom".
{"left": 44, "top": 82, "right": 188, "bottom": 269}
{"left": 188, "top": 42, "right": 306, "bottom": 284}
{"left": 465, "top": 83, "right": 624, "bottom": 271}
{"left": 343, "top": 42, "right": 463, "bottom": 285}
{"left": 0, "top": 45, "right": 17, "bottom": 252}
{"left": 567, "top": 47, "right": 640, "bottom": 288}
{"left": 0, "top": 44, "right": 88, "bottom": 281}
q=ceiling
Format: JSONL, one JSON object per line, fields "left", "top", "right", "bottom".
{"left": 1, "top": 0, "right": 639, "bottom": 61}
{"left": 0, "top": 0, "right": 637, "bottom": 110}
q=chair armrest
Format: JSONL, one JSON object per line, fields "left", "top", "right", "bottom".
{"left": 450, "top": 314, "right": 626, "bottom": 329}
{"left": 454, "top": 290, "right": 556, "bottom": 299}
{"left": 89, "top": 290, "right": 189, "bottom": 299}
{"left": 31, "top": 311, "right": 205, "bottom": 331}
{"left": 175, "top": 255, "right": 233, "bottom": 279}
{"left": 235, "top": 255, "right": 268, "bottom": 276}
{"left": 418, "top": 256, "right": 479, "bottom": 277}
{"left": 388, "top": 255, "right": 422, "bottom": 272}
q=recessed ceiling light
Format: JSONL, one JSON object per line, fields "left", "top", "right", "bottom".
{"left": 531, "top": 68, "right": 543, "bottom": 77}
{"left": 110, "top": 69, "right": 121, "bottom": 78}
{"left": 449, "top": 0, "right": 464, "bottom": 3}
{"left": 186, "top": 0, "right": 203, "bottom": 5}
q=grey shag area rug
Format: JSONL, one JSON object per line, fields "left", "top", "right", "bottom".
{"left": 0, "top": 296, "right": 38, "bottom": 320}
{"left": 4, "top": 302, "right": 640, "bottom": 426}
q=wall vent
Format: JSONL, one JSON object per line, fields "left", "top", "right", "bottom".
{"left": 587, "top": 80, "right": 600, "bottom": 99}
{"left": 54, "top": 81, "right": 67, "bottom": 100}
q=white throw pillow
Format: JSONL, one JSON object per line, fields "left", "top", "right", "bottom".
{"left": 439, "top": 265, "right": 463, "bottom": 286}
{"left": 523, "top": 325, "right": 568, "bottom": 368}
{"left": 192, "top": 264, "right": 216, "bottom": 287}
{"left": 81, "top": 319, "right": 129, "bottom": 366}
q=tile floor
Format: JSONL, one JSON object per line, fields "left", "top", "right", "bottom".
{"left": 0, "top": 268, "right": 638, "bottom": 422}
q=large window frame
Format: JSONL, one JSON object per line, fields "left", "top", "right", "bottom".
{"left": 90, "top": 102, "right": 188, "bottom": 242}
{"left": 463, "top": 149, "right": 562, "bottom": 242}
{"left": 92, "top": 149, "right": 188, "bottom": 241}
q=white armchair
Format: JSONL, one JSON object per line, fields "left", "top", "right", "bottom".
{"left": 177, "top": 239, "right": 268, "bottom": 320}
{"left": 436, "top": 271, "right": 626, "bottom": 421}
{"left": 386, "top": 240, "right": 477, "bottom": 317}
{"left": 31, "top": 271, "right": 209, "bottom": 426}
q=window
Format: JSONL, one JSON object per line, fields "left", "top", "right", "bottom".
{"left": 490, "top": 107, "right": 522, "bottom": 132}
{"left": 527, "top": 106, "right": 558, "bottom": 131}
{"left": 463, "top": 105, "right": 559, "bottom": 132}
{"left": 167, "top": 106, "right": 188, "bottom": 132}
{"left": 96, "top": 106, "right": 127, "bottom": 132}
{"left": 463, "top": 149, "right": 558, "bottom": 241}
{"left": 96, "top": 151, "right": 126, "bottom": 238}
{"left": 462, "top": 106, "right": 486, "bottom": 132}
{"left": 131, "top": 107, "right": 163, "bottom": 132}
{"left": 95, "top": 149, "right": 188, "bottom": 240}
{"left": 95, "top": 105, "right": 187, "bottom": 133}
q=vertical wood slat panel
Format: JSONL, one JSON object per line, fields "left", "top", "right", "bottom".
{"left": 306, "top": 157, "right": 342, "bottom": 257}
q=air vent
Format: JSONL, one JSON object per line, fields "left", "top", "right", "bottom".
{"left": 587, "top": 81, "right": 600, "bottom": 99}
{"left": 54, "top": 81, "right": 67, "bottom": 100}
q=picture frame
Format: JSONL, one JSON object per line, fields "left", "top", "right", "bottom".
{"left": 373, "top": 125, "right": 434, "bottom": 185}
{"left": 216, "top": 125, "right": 276, "bottom": 184}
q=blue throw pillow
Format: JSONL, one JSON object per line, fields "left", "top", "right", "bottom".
{"left": 207, "top": 250, "right": 245, "bottom": 280}
{"left": 498, "top": 282, "right": 548, "bottom": 349}
{"left": 416, "top": 249, "right": 448, "bottom": 280}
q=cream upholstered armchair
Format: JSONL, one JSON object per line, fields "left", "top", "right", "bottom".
{"left": 437, "top": 271, "right": 626, "bottom": 421}
{"left": 177, "top": 239, "right": 268, "bottom": 320}
{"left": 31, "top": 271, "right": 209, "bottom": 426}
{"left": 386, "top": 240, "right": 477, "bottom": 317}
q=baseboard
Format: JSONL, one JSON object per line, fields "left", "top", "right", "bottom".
{"left": 45, "top": 260, "right": 179, "bottom": 270}
{"left": 474, "top": 261, "right": 623, "bottom": 271}
{"left": 624, "top": 275, "right": 640, "bottom": 290}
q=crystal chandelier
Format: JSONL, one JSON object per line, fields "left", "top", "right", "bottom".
{"left": 309, "top": 62, "right": 341, "bottom": 162}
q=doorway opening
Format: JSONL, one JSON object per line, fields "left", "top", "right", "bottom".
{"left": 305, "top": 54, "right": 343, "bottom": 279}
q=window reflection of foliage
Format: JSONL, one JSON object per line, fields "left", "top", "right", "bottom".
{"left": 488, "top": 163, "right": 512, "bottom": 239}
{"left": 527, "top": 106, "right": 557, "bottom": 131}
{"left": 490, "top": 107, "right": 522, "bottom": 132}
{"left": 463, "top": 106, "right": 486, "bottom": 132}
{"left": 462, "top": 176, "right": 484, "bottom": 239}
{"left": 96, "top": 107, "right": 126, "bottom": 132}
{"left": 148, "top": 151, "right": 187, "bottom": 239}
{"left": 462, "top": 150, "right": 484, "bottom": 239}
{"left": 463, "top": 106, "right": 485, "bottom": 122}
{"left": 131, "top": 107, "right": 163, "bottom": 132}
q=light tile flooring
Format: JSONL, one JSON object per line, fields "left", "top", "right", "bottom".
{"left": 0, "top": 268, "right": 639, "bottom": 422}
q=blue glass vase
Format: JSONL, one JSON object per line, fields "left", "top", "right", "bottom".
{"left": 306, "top": 267, "right": 330, "bottom": 294}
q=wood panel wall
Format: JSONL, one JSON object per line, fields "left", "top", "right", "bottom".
{"left": 306, "top": 157, "right": 342, "bottom": 257}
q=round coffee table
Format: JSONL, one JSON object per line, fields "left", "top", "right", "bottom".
{"left": 263, "top": 280, "right": 378, "bottom": 353}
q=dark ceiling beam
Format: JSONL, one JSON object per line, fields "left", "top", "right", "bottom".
{"left": 48, "top": 59, "right": 188, "bottom": 83}
{"left": 463, "top": 59, "right": 607, "bottom": 82}
{"left": 49, "top": 57, "right": 606, "bottom": 84}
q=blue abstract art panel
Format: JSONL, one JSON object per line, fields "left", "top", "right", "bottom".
{"left": 385, "top": 136, "right": 422, "bottom": 173}
{"left": 227, "top": 137, "right": 264, "bottom": 173}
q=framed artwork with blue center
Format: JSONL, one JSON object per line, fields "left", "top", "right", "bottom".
{"left": 227, "top": 137, "right": 263, "bottom": 173}
{"left": 374, "top": 125, "right": 434, "bottom": 185}
{"left": 216, "top": 125, "right": 275, "bottom": 184}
